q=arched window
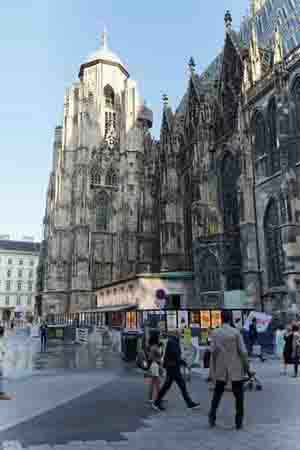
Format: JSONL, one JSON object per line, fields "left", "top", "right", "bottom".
{"left": 221, "top": 153, "right": 239, "bottom": 231}
{"left": 292, "top": 77, "right": 300, "bottom": 133}
{"left": 268, "top": 98, "right": 280, "bottom": 175}
{"left": 91, "top": 167, "right": 101, "bottom": 186}
{"left": 96, "top": 192, "right": 111, "bottom": 231}
{"left": 104, "top": 85, "right": 115, "bottom": 107}
{"left": 200, "top": 252, "right": 221, "bottom": 292}
{"left": 255, "top": 113, "right": 266, "bottom": 159}
{"left": 105, "top": 168, "right": 117, "bottom": 186}
{"left": 264, "top": 199, "right": 284, "bottom": 287}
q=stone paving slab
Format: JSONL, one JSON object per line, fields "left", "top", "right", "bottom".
{"left": 0, "top": 372, "right": 117, "bottom": 433}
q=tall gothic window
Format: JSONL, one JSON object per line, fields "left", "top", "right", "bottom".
{"left": 264, "top": 199, "right": 284, "bottom": 287}
{"left": 183, "top": 172, "right": 193, "bottom": 269}
{"left": 292, "top": 77, "right": 300, "bottom": 134}
{"left": 268, "top": 98, "right": 280, "bottom": 175}
{"left": 255, "top": 114, "right": 266, "bottom": 159}
{"left": 221, "top": 153, "right": 239, "bottom": 232}
{"left": 96, "top": 192, "right": 111, "bottom": 231}
{"left": 104, "top": 85, "right": 115, "bottom": 107}
{"left": 105, "top": 168, "right": 117, "bottom": 186}
{"left": 200, "top": 252, "right": 221, "bottom": 292}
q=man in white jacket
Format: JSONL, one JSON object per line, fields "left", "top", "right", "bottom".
{"left": 0, "top": 326, "right": 11, "bottom": 400}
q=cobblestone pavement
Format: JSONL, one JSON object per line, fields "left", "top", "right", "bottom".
{"left": 1, "top": 334, "right": 300, "bottom": 449}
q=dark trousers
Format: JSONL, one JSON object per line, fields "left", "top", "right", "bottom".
{"left": 41, "top": 335, "right": 47, "bottom": 351}
{"left": 209, "top": 380, "right": 244, "bottom": 427}
{"left": 294, "top": 357, "right": 299, "bottom": 376}
{"left": 155, "top": 367, "right": 193, "bottom": 407}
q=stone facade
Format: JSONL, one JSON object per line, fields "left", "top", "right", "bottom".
{"left": 39, "top": 1, "right": 300, "bottom": 316}
{"left": 39, "top": 31, "right": 159, "bottom": 315}
{"left": 160, "top": 1, "right": 300, "bottom": 314}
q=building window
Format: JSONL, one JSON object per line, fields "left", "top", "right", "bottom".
{"left": 268, "top": 98, "right": 280, "bottom": 175}
{"left": 7, "top": 269, "right": 11, "bottom": 278}
{"left": 104, "top": 84, "right": 115, "bottom": 107}
{"left": 91, "top": 166, "right": 101, "bottom": 186}
{"left": 199, "top": 252, "right": 221, "bottom": 292}
{"left": 27, "top": 296, "right": 32, "bottom": 306}
{"left": 28, "top": 281, "right": 33, "bottom": 291}
{"left": 105, "top": 168, "right": 117, "bottom": 186}
{"left": 16, "top": 295, "right": 21, "bottom": 305}
{"left": 29, "top": 269, "right": 33, "bottom": 279}
{"left": 17, "top": 281, "right": 22, "bottom": 291}
{"left": 255, "top": 113, "right": 266, "bottom": 159}
{"left": 264, "top": 199, "right": 284, "bottom": 287}
{"left": 30, "top": 260, "right": 34, "bottom": 266}
{"left": 292, "top": 77, "right": 300, "bottom": 135}
{"left": 96, "top": 191, "right": 111, "bottom": 231}
{"left": 221, "top": 153, "right": 239, "bottom": 231}
{"left": 6, "top": 281, "right": 11, "bottom": 291}
{"left": 5, "top": 296, "right": 9, "bottom": 306}
{"left": 8, "top": 258, "right": 12, "bottom": 265}
{"left": 18, "top": 269, "right": 23, "bottom": 278}
{"left": 19, "top": 259, "right": 23, "bottom": 266}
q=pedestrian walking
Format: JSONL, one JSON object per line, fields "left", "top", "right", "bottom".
{"left": 209, "top": 311, "right": 251, "bottom": 430}
{"left": 147, "top": 335, "right": 163, "bottom": 404}
{"left": 275, "top": 325, "right": 286, "bottom": 374}
{"left": 152, "top": 330, "right": 200, "bottom": 412}
{"left": 40, "top": 320, "right": 48, "bottom": 352}
{"left": 292, "top": 324, "right": 300, "bottom": 377}
{"left": 283, "top": 325, "right": 293, "bottom": 375}
{"left": 0, "top": 326, "right": 11, "bottom": 400}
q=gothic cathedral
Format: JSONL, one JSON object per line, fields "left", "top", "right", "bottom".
{"left": 37, "top": 0, "right": 300, "bottom": 316}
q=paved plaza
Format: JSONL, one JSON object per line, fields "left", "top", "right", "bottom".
{"left": 1, "top": 332, "right": 300, "bottom": 449}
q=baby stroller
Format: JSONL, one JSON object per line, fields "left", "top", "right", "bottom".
{"left": 243, "top": 371, "right": 263, "bottom": 391}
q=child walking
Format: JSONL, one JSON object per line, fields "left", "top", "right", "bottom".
{"left": 0, "top": 326, "right": 11, "bottom": 400}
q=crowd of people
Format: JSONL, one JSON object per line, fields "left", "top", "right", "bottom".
{"left": 140, "top": 311, "right": 254, "bottom": 430}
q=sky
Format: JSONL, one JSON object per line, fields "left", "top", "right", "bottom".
{"left": 0, "top": 0, "right": 249, "bottom": 242}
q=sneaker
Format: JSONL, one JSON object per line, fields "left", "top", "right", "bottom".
{"left": 188, "top": 402, "right": 201, "bottom": 410}
{"left": 152, "top": 402, "right": 165, "bottom": 412}
{"left": 0, "top": 393, "right": 12, "bottom": 400}
{"left": 236, "top": 423, "right": 243, "bottom": 430}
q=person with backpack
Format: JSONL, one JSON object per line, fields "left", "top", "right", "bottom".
{"left": 152, "top": 330, "right": 200, "bottom": 412}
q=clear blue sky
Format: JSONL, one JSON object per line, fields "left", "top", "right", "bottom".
{"left": 0, "top": 0, "right": 248, "bottom": 241}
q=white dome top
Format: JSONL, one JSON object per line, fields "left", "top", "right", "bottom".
{"left": 86, "top": 30, "right": 125, "bottom": 68}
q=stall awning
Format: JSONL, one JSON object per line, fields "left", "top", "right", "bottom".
{"left": 88, "top": 305, "right": 136, "bottom": 313}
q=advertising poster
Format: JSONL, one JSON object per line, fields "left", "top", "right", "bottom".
{"left": 244, "top": 311, "right": 272, "bottom": 333}
{"left": 178, "top": 311, "right": 188, "bottom": 329}
{"left": 200, "top": 311, "right": 211, "bottom": 329}
{"left": 211, "top": 311, "right": 222, "bottom": 329}
{"left": 167, "top": 311, "right": 177, "bottom": 331}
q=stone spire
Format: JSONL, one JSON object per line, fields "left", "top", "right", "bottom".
{"left": 224, "top": 10, "right": 232, "bottom": 30}
{"left": 249, "top": 22, "right": 262, "bottom": 83}
{"left": 274, "top": 24, "right": 284, "bottom": 66}
{"left": 101, "top": 26, "right": 108, "bottom": 50}
{"left": 188, "top": 57, "right": 196, "bottom": 75}
{"left": 251, "top": 0, "right": 264, "bottom": 16}
{"left": 162, "top": 94, "right": 169, "bottom": 108}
